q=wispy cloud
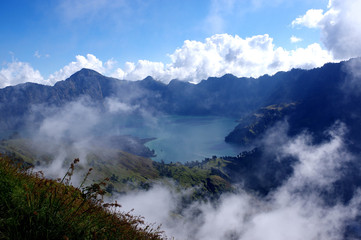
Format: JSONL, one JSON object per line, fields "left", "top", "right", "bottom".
{"left": 203, "top": 0, "right": 236, "bottom": 34}
{"left": 33, "top": 50, "right": 50, "bottom": 59}
{"left": 341, "top": 57, "right": 361, "bottom": 95}
{"left": 202, "top": 0, "right": 286, "bottom": 34}
{"left": 27, "top": 95, "right": 147, "bottom": 182}
{"left": 57, "top": 0, "right": 128, "bottom": 24}
{"left": 290, "top": 35, "right": 302, "bottom": 43}
{"left": 34, "top": 51, "right": 41, "bottom": 59}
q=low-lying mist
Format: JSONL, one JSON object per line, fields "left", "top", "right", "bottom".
{"left": 113, "top": 122, "right": 361, "bottom": 240}
{"left": 7, "top": 89, "right": 361, "bottom": 239}
{"left": 17, "top": 96, "right": 156, "bottom": 181}
{"left": 19, "top": 95, "right": 242, "bottom": 171}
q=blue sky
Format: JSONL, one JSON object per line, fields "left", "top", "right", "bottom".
{"left": 0, "top": 0, "right": 360, "bottom": 87}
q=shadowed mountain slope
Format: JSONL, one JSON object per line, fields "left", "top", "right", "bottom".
{"left": 1, "top": 59, "right": 360, "bottom": 148}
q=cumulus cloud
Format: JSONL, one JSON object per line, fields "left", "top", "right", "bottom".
{"left": 291, "top": 9, "right": 325, "bottom": 28}
{"left": 0, "top": 54, "right": 116, "bottom": 88}
{"left": 0, "top": 31, "right": 337, "bottom": 87}
{"left": 114, "top": 34, "right": 334, "bottom": 83}
{"left": 113, "top": 122, "right": 361, "bottom": 240}
{"left": 48, "top": 54, "right": 115, "bottom": 84}
{"left": 0, "top": 61, "right": 48, "bottom": 88}
{"left": 0, "top": 34, "right": 334, "bottom": 87}
{"left": 0, "top": 37, "right": 334, "bottom": 87}
{"left": 4, "top": 2, "right": 355, "bottom": 87}
{"left": 113, "top": 60, "right": 167, "bottom": 82}
{"left": 292, "top": 0, "right": 361, "bottom": 59}
{"left": 287, "top": 43, "right": 333, "bottom": 69}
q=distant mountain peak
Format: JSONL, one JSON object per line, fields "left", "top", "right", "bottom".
{"left": 142, "top": 76, "right": 156, "bottom": 82}
{"left": 138, "top": 75, "right": 166, "bottom": 90}
{"left": 68, "top": 68, "right": 103, "bottom": 79}
{"left": 221, "top": 73, "right": 237, "bottom": 79}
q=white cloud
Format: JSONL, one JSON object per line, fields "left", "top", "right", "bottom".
{"left": 16, "top": 88, "right": 360, "bottom": 240}
{"left": 29, "top": 97, "right": 102, "bottom": 180}
{"left": 0, "top": 54, "right": 117, "bottom": 88}
{"left": 0, "top": 61, "right": 47, "bottom": 88}
{"left": 0, "top": 34, "right": 334, "bottom": 88}
{"left": 112, "top": 60, "right": 166, "bottom": 82}
{"left": 341, "top": 57, "right": 361, "bottom": 95}
{"left": 37, "top": 98, "right": 101, "bottom": 143}
{"left": 292, "top": 9, "right": 325, "bottom": 28}
{"left": 104, "top": 98, "right": 136, "bottom": 113}
{"left": 288, "top": 43, "right": 333, "bottom": 69}
{"left": 33, "top": 51, "right": 50, "bottom": 59}
{"left": 281, "top": 122, "right": 349, "bottom": 189}
{"left": 290, "top": 36, "right": 302, "bottom": 43}
{"left": 0, "top": 35, "right": 334, "bottom": 87}
{"left": 48, "top": 54, "right": 115, "bottom": 84}
{"left": 291, "top": 0, "right": 361, "bottom": 59}
{"left": 114, "top": 34, "right": 334, "bottom": 83}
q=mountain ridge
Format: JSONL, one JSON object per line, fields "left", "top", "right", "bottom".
{"left": 0, "top": 59, "right": 359, "bottom": 147}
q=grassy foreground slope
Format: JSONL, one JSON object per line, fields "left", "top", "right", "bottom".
{"left": 0, "top": 155, "right": 165, "bottom": 240}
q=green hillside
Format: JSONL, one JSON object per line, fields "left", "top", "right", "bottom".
{"left": 225, "top": 103, "right": 297, "bottom": 145}
{"left": 0, "top": 138, "right": 232, "bottom": 198}
{"left": 0, "top": 155, "right": 164, "bottom": 240}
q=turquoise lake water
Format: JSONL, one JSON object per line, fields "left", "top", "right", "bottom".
{"left": 114, "top": 115, "right": 242, "bottom": 163}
